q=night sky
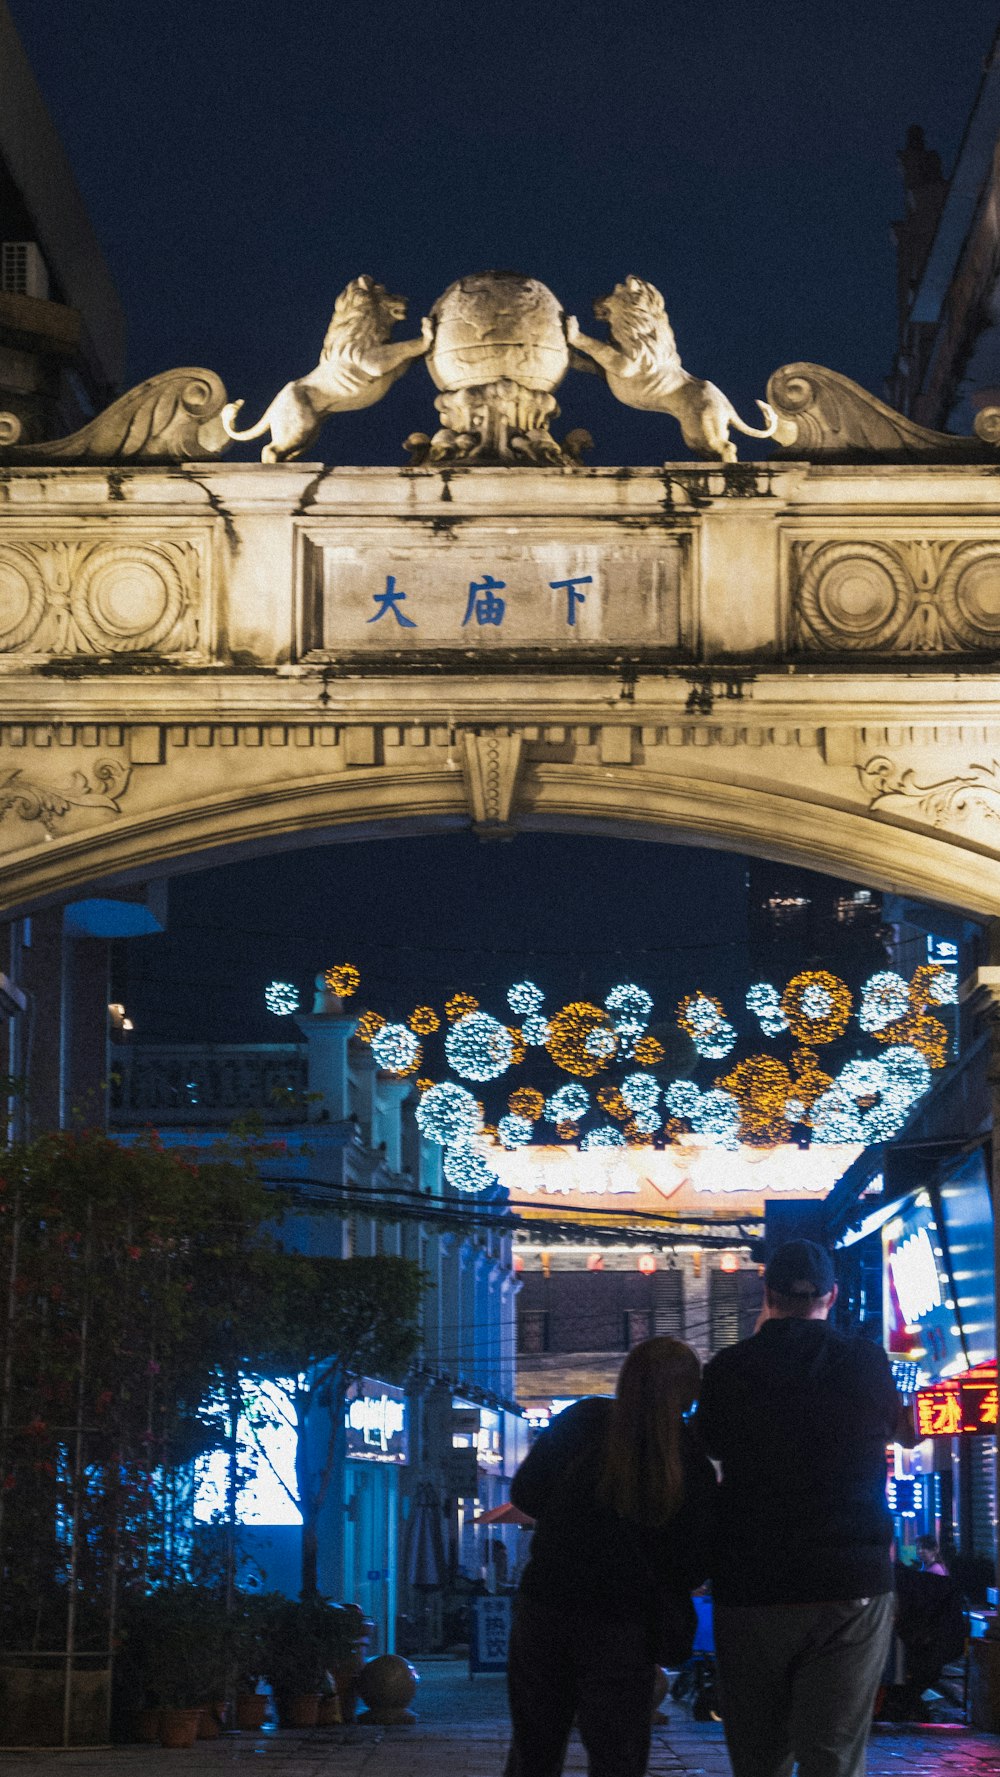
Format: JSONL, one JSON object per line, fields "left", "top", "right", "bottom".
{"left": 9, "top": 1, "right": 995, "bottom": 1040}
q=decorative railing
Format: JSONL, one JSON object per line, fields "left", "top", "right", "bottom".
{"left": 109, "top": 1043, "right": 309, "bottom": 1126}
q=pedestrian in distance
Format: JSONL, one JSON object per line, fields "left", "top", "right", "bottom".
{"left": 504, "top": 1336, "right": 717, "bottom": 1777}
{"left": 696, "top": 1238, "right": 901, "bottom": 1777}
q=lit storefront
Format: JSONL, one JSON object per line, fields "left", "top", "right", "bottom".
{"left": 342, "top": 1378, "right": 408, "bottom": 1653}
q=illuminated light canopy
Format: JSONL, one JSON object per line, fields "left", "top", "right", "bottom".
{"left": 677, "top": 992, "right": 737, "bottom": 1060}
{"left": 445, "top": 1011, "right": 514, "bottom": 1082}
{"left": 507, "top": 1026, "right": 527, "bottom": 1066}
{"left": 507, "top": 980, "right": 545, "bottom": 1016}
{"left": 629, "top": 1107, "right": 661, "bottom": 1134}
{"left": 521, "top": 1013, "right": 551, "bottom": 1047}
{"left": 416, "top": 1077, "right": 434, "bottom": 1095}
{"left": 581, "top": 1126, "right": 627, "bottom": 1149}
{"left": 858, "top": 971, "right": 909, "bottom": 1033}
{"left": 509, "top": 1086, "right": 545, "bottom": 1121}
{"left": 837, "top": 1057, "right": 889, "bottom": 1099}
{"left": 921, "top": 964, "right": 958, "bottom": 1007}
{"left": 719, "top": 1054, "right": 794, "bottom": 1147}
{"left": 355, "top": 1008, "right": 386, "bottom": 1044}
{"left": 633, "top": 1034, "right": 665, "bottom": 1067}
{"left": 498, "top": 1113, "right": 534, "bottom": 1149}
{"left": 445, "top": 991, "right": 479, "bottom": 1023}
{"left": 370, "top": 1021, "right": 422, "bottom": 1074}
{"left": 605, "top": 983, "right": 653, "bottom": 1025}
{"left": 443, "top": 1142, "right": 499, "bottom": 1195}
{"left": 325, "top": 963, "right": 360, "bottom": 998}
{"left": 545, "top": 1082, "right": 590, "bottom": 1123}
{"left": 861, "top": 1098, "right": 909, "bottom": 1141}
{"left": 585, "top": 1027, "right": 618, "bottom": 1059}
{"left": 690, "top": 1088, "right": 741, "bottom": 1148}
{"left": 746, "top": 983, "right": 788, "bottom": 1037}
{"left": 810, "top": 1087, "right": 863, "bottom": 1145}
{"left": 880, "top": 1044, "right": 933, "bottom": 1103}
{"left": 872, "top": 1009, "right": 949, "bottom": 1068}
{"left": 415, "top": 1081, "right": 482, "bottom": 1147}
{"left": 265, "top": 980, "right": 299, "bottom": 1017}
{"left": 781, "top": 970, "right": 852, "bottom": 1044}
{"left": 620, "top": 1072, "right": 660, "bottom": 1114}
{"left": 409, "top": 1005, "right": 441, "bottom": 1035}
{"left": 597, "top": 1084, "right": 630, "bottom": 1122}
{"left": 664, "top": 1079, "right": 701, "bottom": 1119}
{"left": 790, "top": 1047, "right": 834, "bottom": 1108}
{"left": 786, "top": 1097, "right": 806, "bottom": 1122}
{"left": 613, "top": 1018, "right": 646, "bottom": 1057}
{"left": 545, "top": 1001, "right": 614, "bottom": 1078}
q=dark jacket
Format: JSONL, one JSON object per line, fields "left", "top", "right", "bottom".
{"left": 510, "top": 1396, "right": 717, "bottom": 1658}
{"left": 697, "top": 1317, "right": 900, "bottom": 1606}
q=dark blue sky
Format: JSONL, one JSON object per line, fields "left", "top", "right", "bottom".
{"left": 9, "top": 1, "right": 992, "bottom": 1038}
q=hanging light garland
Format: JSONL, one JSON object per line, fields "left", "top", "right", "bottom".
{"left": 633, "top": 1034, "right": 665, "bottom": 1066}
{"left": 265, "top": 980, "right": 300, "bottom": 1017}
{"left": 522, "top": 1013, "right": 551, "bottom": 1046}
{"left": 370, "top": 1022, "right": 422, "bottom": 1074}
{"left": 409, "top": 1005, "right": 441, "bottom": 1035}
{"left": 443, "top": 1142, "right": 499, "bottom": 1194}
{"left": 498, "top": 1113, "right": 534, "bottom": 1149}
{"left": 507, "top": 980, "right": 545, "bottom": 1016}
{"left": 718, "top": 1054, "right": 795, "bottom": 1147}
{"left": 445, "top": 1011, "right": 514, "bottom": 1082}
{"left": 509, "top": 1086, "right": 545, "bottom": 1121}
{"left": 506, "top": 1026, "right": 528, "bottom": 1066}
{"left": 780, "top": 970, "right": 852, "bottom": 1044}
{"left": 545, "top": 1001, "right": 614, "bottom": 1078}
{"left": 325, "top": 963, "right": 360, "bottom": 998}
{"left": 355, "top": 1008, "right": 385, "bottom": 1044}
{"left": 415, "top": 1081, "right": 482, "bottom": 1146}
{"left": 746, "top": 983, "right": 788, "bottom": 1038}
{"left": 581, "top": 1126, "right": 627, "bottom": 1149}
{"left": 858, "top": 971, "right": 910, "bottom": 1033}
{"left": 445, "top": 992, "right": 479, "bottom": 1022}
{"left": 545, "top": 1082, "right": 591, "bottom": 1123}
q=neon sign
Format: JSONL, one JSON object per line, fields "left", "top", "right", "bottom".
{"left": 914, "top": 1363, "right": 998, "bottom": 1437}
{"left": 344, "top": 1379, "right": 408, "bottom": 1463}
{"left": 889, "top": 1226, "right": 942, "bottom": 1325}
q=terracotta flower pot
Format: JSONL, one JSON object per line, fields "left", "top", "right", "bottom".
{"left": 158, "top": 1706, "right": 203, "bottom": 1749}
{"left": 235, "top": 1692, "right": 269, "bottom": 1731}
{"left": 277, "top": 1692, "right": 320, "bottom": 1729}
{"left": 134, "top": 1706, "right": 161, "bottom": 1743}
{"left": 197, "top": 1701, "right": 226, "bottom": 1738}
{"left": 332, "top": 1654, "right": 365, "bottom": 1724}
{"left": 317, "top": 1694, "right": 342, "bottom": 1726}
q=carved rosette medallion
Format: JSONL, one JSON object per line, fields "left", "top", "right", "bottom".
{"left": 0, "top": 538, "right": 205, "bottom": 658}
{"left": 417, "top": 272, "right": 578, "bottom": 465}
{"left": 793, "top": 539, "right": 1000, "bottom": 653}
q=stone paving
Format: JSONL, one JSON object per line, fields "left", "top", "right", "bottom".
{"left": 0, "top": 1661, "right": 994, "bottom": 1775}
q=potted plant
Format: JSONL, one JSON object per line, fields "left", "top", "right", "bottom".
{"left": 117, "top": 1588, "right": 231, "bottom": 1748}
{"left": 261, "top": 1596, "right": 352, "bottom": 1729}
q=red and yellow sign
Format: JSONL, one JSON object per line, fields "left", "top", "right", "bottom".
{"left": 914, "top": 1362, "right": 998, "bottom": 1437}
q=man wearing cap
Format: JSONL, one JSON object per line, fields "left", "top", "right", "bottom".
{"left": 697, "top": 1238, "right": 900, "bottom": 1777}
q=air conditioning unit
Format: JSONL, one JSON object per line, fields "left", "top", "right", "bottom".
{"left": 1, "top": 241, "right": 49, "bottom": 301}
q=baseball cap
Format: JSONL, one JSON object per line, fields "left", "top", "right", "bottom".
{"left": 765, "top": 1238, "right": 836, "bottom": 1299}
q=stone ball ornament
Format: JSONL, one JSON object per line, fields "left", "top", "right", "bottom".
{"left": 355, "top": 1653, "right": 419, "bottom": 1726}
{"left": 427, "top": 273, "right": 570, "bottom": 395}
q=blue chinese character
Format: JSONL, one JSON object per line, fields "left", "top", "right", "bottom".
{"left": 549, "top": 575, "right": 593, "bottom": 627}
{"left": 462, "top": 575, "right": 506, "bottom": 627}
{"left": 368, "top": 574, "right": 417, "bottom": 628}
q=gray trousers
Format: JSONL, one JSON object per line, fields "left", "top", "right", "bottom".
{"left": 713, "top": 1593, "right": 894, "bottom": 1777}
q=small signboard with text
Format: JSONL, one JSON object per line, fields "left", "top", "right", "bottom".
{"left": 914, "top": 1362, "right": 998, "bottom": 1438}
{"left": 470, "top": 1595, "right": 512, "bottom": 1675}
{"left": 344, "top": 1377, "right": 408, "bottom": 1464}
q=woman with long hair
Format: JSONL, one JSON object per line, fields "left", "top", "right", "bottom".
{"left": 504, "top": 1336, "right": 716, "bottom": 1777}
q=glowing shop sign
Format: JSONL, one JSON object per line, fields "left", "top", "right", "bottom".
{"left": 889, "top": 1226, "right": 943, "bottom": 1325}
{"left": 344, "top": 1379, "right": 408, "bottom": 1464}
{"left": 914, "top": 1363, "right": 998, "bottom": 1438}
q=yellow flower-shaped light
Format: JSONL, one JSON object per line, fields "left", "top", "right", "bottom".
{"left": 445, "top": 992, "right": 479, "bottom": 1022}
{"left": 325, "top": 963, "right": 360, "bottom": 998}
{"left": 509, "top": 1086, "right": 545, "bottom": 1120}
{"left": 410, "top": 1005, "right": 441, "bottom": 1035}
{"left": 780, "top": 971, "right": 852, "bottom": 1045}
{"left": 355, "top": 1008, "right": 386, "bottom": 1044}
{"left": 719, "top": 1054, "right": 794, "bottom": 1148}
{"left": 507, "top": 1026, "right": 527, "bottom": 1066}
{"left": 633, "top": 1034, "right": 665, "bottom": 1067}
{"left": 545, "top": 1001, "right": 614, "bottom": 1078}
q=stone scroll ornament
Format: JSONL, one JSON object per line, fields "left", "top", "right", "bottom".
{"left": 0, "top": 370, "right": 232, "bottom": 462}
{"left": 766, "top": 363, "right": 1000, "bottom": 461}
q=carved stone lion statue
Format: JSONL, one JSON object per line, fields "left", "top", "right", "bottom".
{"left": 222, "top": 275, "right": 432, "bottom": 462}
{"left": 567, "top": 275, "right": 777, "bottom": 463}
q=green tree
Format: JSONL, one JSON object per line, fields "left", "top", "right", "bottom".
{"left": 248, "top": 1254, "right": 425, "bottom": 1600}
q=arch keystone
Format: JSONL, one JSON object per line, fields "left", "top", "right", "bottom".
{"left": 459, "top": 729, "right": 524, "bottom": 837}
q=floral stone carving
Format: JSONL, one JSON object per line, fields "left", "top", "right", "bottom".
{"left": 0, "top": 538, "right": 205, "bottom": 657}
{"left": 768, "top": 363, "right": 1000, "bottom": 462}
{"left": 0, "top": 369, "right": 231, "bottom": 462}
{"left": 0, "top": 759, "right": 130, "bottom": 835}
{"left": 860, "top": 755, "right": 1000, "bottom": 832}
{"left": 413, "top": 273, "right": 581, "bottom": 466}
{"left": 793, "top": 539, "right": 1000, "bottom": 653}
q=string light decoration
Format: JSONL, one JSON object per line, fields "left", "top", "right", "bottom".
{"left": 498, "top": 1113, "right": 534, "bottom": 1148}
{"left": 509, "top": 1086, "right": 545, "bottom": 1120}
{"left": 810, "top": 1087, "right": 863, "bottom": 1145}
{"left": 719, "top": 1055, "right": 795, "bottom": 1147}
{"left": 557, "top": 1122, "right": 577, "bottom": 1141}
{"left": 585, "top": 1027, "right": 618, "bottom": 1060}
{"left": 355, "top": 1008, "right": 386, "bottom": 1044}
{"left": 522, "top": 1014, "right": 551, "bottom": 1046}
{"left": 545, "top": 1002, "right": 614, "bottom": 1077}
{"left": 606, "top": 983, "right": 654, "bottom": 1025}
{"left": 628, "top": 1108, "right": 661, "bottom": 1135}
{"left": 634, "top": 1034, "right": 665, "bottom": 1066}
{"left": 690, "top": 1088, "right": 740, "bottom": 1148}
{"left": 443, "top": 1143, "right": 498, "bottom": 1194}
{"left": 597, "top": 1084, "right": 630, "bottom": 1121}
{"left": 621, "top": 1073, "right": 660, "bottom": 1115}
{"left": 507, "top": 980, "right": 545, "bottom": 1016}
{"left": 790, "top": 1048, "right": 834, "bottom": 1109}
{"left": 780, "top": 970, "right": 852, "bottom": 1044}
{"left": 265, "top": 980, "right": 300, "bottom": 1016}
{"left": 409, "top": 1005, "right": 441, "bottom": 1035}
{"left": 325, "top": 963, "right": 360, "bottom": 998}
{"left": 507, "top": 1026, "right": 527, "bottom": 1066}
{"left": 912, "top": 962, "right": 958, "bottom": 1006}
{"left": 415, "top": 1082, "right": 482, "bottom": 1147}
{"left": 859, "top": 971, "right": 909, "bottom": 1033}
{"left": 417, "top": 1077, "right": 434, "bottom": 1095}
{"left": 676, "top": 993, "right": 737, "bottom": 1059}
{"left": 872, "top": 1010, "right": 949, "bottom": 1068}
{"left": 446, "top": 1011, "right": 514, "bottom": 1082}
{"left": 370, "top": 1021, "right": 422, "bottom": 1074}
{"left": 664, "top": 1079, "right": 701, "bottom": 1119}
{"left": 880, "top": 1044, "right": 933, "bottom": 1102}
{"left": 746, "top": 983, "right": 789, "bottom": 1037}
{"left": 582, "top": 1126, "right": 627, "bottom": 1149}
{"left": 614, "top": 1019, "right": 646, "bottom": 1057}
{"left": 445, "top": 992, "right": 479, "bottom": 1022}
{"left": 545, "top": 1083, "right": 590, "bottom": 1123}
